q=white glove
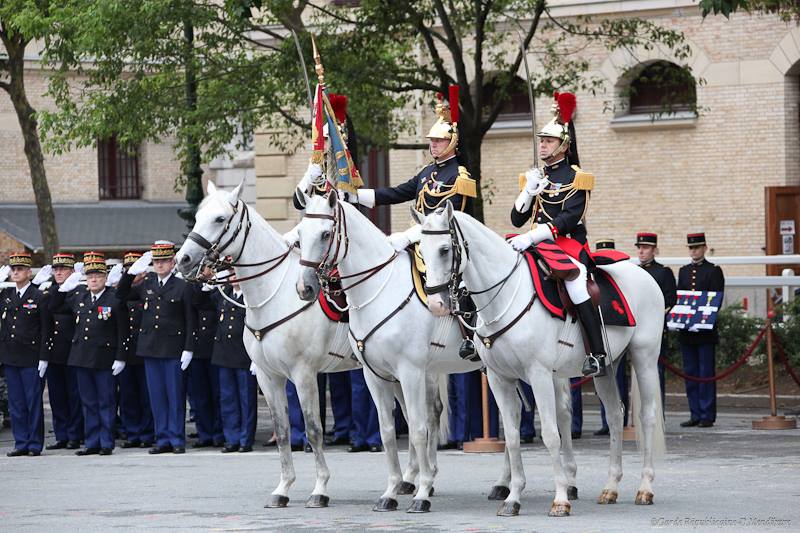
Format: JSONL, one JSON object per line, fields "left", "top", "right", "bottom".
{"left": 74, "top": 262, "right": 84, "bottom": 276}
{"left": 337, "top": 189, "right": 357, "bottom": 204}
{"left": 105, "top": 264, "right": 123, "bottom": 287}
{"left": 173, "top": 270, "right": 184, "bottom": 280}
{"left": 509, "top": 224, "right": 554, "bottom": 251}
{"left": 524, "top": 167, "right": 547, "bottom": 196}
{"left": 249, "top": 362, "right": 258, "bottom": 376}
{"left": 282, "top": 226, "right": 300, "bottom": 247}
{"left": 0, "top": 265, "right": 10, "bottom": 283}
{"left": 127, "top": 251, "right": 152, "bottom": 276}
{"left": 387, "top": 233, "right": 411, "bottom": 252}
{"left": 180, "top": 350, "right": 193, "bottom": 371}
{"left": 297, "top": 162, "right": 324, "bottom": 193}
{"left": 32, "top": 265, "right": 53, "bottom": 285}
{"left": 201, "top": 282, "right": 214, "bottom": 292}
{"left": 356, "top": 189, "right": 376, "bottom": 208}
{"left": 38, "top": 360, "right": 48, "bottom": 378}
{"left": 111, "top": 360, "right": 126, "bottom": 376}
{"left": 59, "top": 271, "right": 83, "bottom": 293}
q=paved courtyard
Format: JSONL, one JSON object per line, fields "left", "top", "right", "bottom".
{"left": 1, "top": 402, "right": 798, "bottom": 532}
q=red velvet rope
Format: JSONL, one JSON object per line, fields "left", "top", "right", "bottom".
{"left": 659, "top": 327, "right": 767, "bottom": 383}
{"left": 570, "top": 376, "right": 592, "bottom": 389}
{"left": 773, "top": 334, "right": 800, "bottom": 388}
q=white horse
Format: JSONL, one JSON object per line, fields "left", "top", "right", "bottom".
{"left": 175, "top": 181, "right": 369, "bottom": 509}
{"left": 295, "top": 192, "right": 486, "bottom": 513}
{"left": 415, "top": 203, "right": 666, "bottom": 517}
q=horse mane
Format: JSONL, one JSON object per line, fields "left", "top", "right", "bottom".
{"left": 202, "top": 188, "right": 285, "bottom": 246}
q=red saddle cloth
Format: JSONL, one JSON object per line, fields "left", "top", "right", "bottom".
{"left": 318, "top": 272, "right": 349, "bottom": 323}
{"left": 518, "top": 242, "right": 636, "bottom": 327}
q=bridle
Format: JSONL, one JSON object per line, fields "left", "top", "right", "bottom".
{"left": 185, "top": 199, "right": 293, "bottom": 285}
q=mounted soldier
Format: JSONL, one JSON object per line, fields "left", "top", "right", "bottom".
{"left": 507, "top": 92, "right": 606, "bottom": 377}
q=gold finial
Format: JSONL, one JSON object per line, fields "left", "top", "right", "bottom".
{"left": 311, "top": 34, "right": 325, "bottom": 86}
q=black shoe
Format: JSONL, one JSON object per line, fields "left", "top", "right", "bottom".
{"left": 173, "top": 446, "right": 186, "bottom": 454}
{"left": 140, "top": 441, "right": 154, "bottom": 448}
{"left": 192, "top": 440, "right": 213, "bottom": 449}
{"left": 66, "top": 440, "right": 81, "bottom": 450}
{"left": 290, "top": 443, "right": 304, "bottom": 452}
{"left": 46, "top": 440, "right": 67, "bottom": 450}
{"left": 28, "top": 449, "right": 42, "bottom": 456}
{"left": 369, "top": 444, "right": 383, "bottom": 453}
{"left": 212, "top": 440, "right": 225, "bottom": 448}
{"left": 238, "top": 445, "right": 253, "bottom": 453}
{"left": 680, "top": 419, "right": 700, "bottom": 427}
{"left": 324, "top": 436, "right": 349, "bottom": 446}
{"left": 521, "top": 436, "right": 536, "bottom": 443}
{"left": 1, "top": 418, "right": 10, "bottom": 428}
{"left": 121, "top": 440, "right": 141, "bottom": 449}
{"left": 188, "top": 432, "right": 198, "bottom": 439}
{"left": 99, "top": 448, "right": 113, "bottom": 455}
{"left": 459, "top": 338, "right": 481, "bottom": 362}
{"left": 304, "top": 443, "right": 313, "bottom": 453}
{"left": 594, "top": 427, "right": 610, "bottom": 436}
{"left": 148, "top": 445, "right": 173, "bottom": 454}
{"left": 348, "top": 444, "right": 369, "bottom": 453}
{"left": 437, "top": 441, "right": 458, "bottom": 450}
{"left": 571, "top": 431, "right": 582, "bottom": 440}
{"left": 7, "top": 449, "right": 28, "bottom": 457}
{"left": 262, "top": 438, "right": 277, "bottom": 448}
{"left": 76, "top": 447, "right": 100, "bottom": 456}
{"left": 574, "top": 300, "right": 608, "bottom": 377}
{"left": 698, "top": 420, "right": 714, "bottom": 428}
{"left": 221, "top": 444, "right": 239, "bottom": 453}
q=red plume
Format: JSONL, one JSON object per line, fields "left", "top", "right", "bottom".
{"left": 329, "top": 93, "right": 348, "bottom": 123}
{"left": 448, "top": 84, "right": 459, "bottom": 123}
{"left": 556, "top": 92, "right": 576, "bottom": 124}
{"left": 436, "top": 92, "right": 444, "bottom": 101}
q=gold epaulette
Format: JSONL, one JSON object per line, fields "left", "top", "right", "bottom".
{"left": 571, "top": 165, "right": 595, "bottom": 191}
{"left": 454, "top": 166, "right": 477, "bottom": 198}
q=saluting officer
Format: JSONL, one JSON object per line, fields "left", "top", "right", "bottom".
{"left": 635, "top": 232, "right": 677, "bottom": 412}
{"left": 51, "top": 254, "right": 127, "bottom": 455}
{"left": 678, "top": 232, "right": 724, "bottom": 428}
{"left": 117, "top": 252, "right": 154, "bottom": 448}
{"left": 0, "top": 252, "right": 52, "bottom": 456}
{"left": 38, "top": 253, "right": 85, "bottom": 450}
{"left": 195, "top": 274, "right": 258, "bottom": 453}
{"left": 117, "top": 241, "right": 197, "bottom": 454}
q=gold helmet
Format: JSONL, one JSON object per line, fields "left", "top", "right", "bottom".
{"left": 426, "top": 85, "right": 460, "bottom": 158}
{"left": 537, "top": 92, "right": 577, "bottom": 161}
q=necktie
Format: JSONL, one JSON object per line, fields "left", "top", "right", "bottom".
{"left": 92, "top": 295, "right": 97, "bottom": 304}
{"left": 159, "top": 280, "right": 164, "bottom": 288}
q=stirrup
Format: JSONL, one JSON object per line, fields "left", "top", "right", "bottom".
{"left": 581, "top": 354, "right": 606, "bottom": 377}
{"left": 459, "top": 338, "right": 480, "bottom": 362}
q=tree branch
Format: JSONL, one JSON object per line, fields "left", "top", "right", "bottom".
{"left": 305, "top": 1, "right": 358, "bottom": 25}
{"left": 472, "top": 0, "right": 493, "bottom": 132}
{"left": 432, "top": 0, "right": 470, "bottom": 110}
{"left": 415, "top": 19, "right": 455, "bottom": 88}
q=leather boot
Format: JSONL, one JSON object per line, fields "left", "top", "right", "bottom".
{"left": 575, "top": 300, "right": 607, "bottom": 377}
{"left": 457, "top": 295, "right": 480, "bottom": 362}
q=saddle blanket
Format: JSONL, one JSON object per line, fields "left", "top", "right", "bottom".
{"left": 318, "top": 271, "right": 349, "bottom": 322}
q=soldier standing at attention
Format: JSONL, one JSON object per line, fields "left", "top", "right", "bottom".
{"left": 117, "top": 241, "right": 197, "bottom": 454}
{"left": 0, "top": 253, "right": 52, "bottom": 456}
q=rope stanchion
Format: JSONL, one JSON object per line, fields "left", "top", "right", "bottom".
{"left": 772, "top": 334, "right": 800, "bottom": 388}
{"left": 660, "top": 327, "right": 767, "bottom": 383}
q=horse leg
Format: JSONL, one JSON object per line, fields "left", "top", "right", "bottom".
{"left": 527, "top": 368, "right": 571, "bottom": 517}
{"left": 488, "top": 447, "right": 512, "bottom": 501}
{"left": 292, "top": 371, "right": 331, "bottom": 508}
{"left": 630, "top": 345, "right": 664, "bottom": 505}
{"left": 593, "top": 369, "right": 624, "bottom": 505}
{"left": 554, "top": 376, "right": 579, "bottom": 500}
{"left": 364, "top": 373, "right": 403, "bottom": 512}
{"left": 486, "top": 370, "right": 525, "bottom": 517}
{"left": 425, "top": 373, "right": 443, "bottom": 486}
{"left": 254, "top": 369, "right": 295, "bottom": 508}
{"left": 393, "top": 383, "right": 419, "bottom": 495}
{"left": 398, "top": 369, "right": 436, "bottom": 512}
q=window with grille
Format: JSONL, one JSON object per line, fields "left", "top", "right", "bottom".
{"left": 629, "top": 61, "right": 696, "bottom": 115}
{"left": 98, "top": 136, "right": 141, "bottom": 199}
{"left": 482, "top": 75, "right": 531, "bottom": 122}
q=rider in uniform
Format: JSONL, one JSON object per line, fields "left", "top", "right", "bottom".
{"left": 508, "top": 92, "right": 606, "bottom": 377}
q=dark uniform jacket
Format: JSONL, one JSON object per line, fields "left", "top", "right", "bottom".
{"left": 677, "top": 258, "right": 725, "bottom": 345}
{"left": 510, "top": 159, "right": 591, "bottom": 245}
{"left": 117, "top": 272, "right": 197, "bottom": 358}
{"left": 124, "top": 299, "right": 145, "bottom": 365}
{"left": 40, "top": 281, "right": 85, "bottom": 365}
{"left": 641, "top": 260, "right": 678, "bottom": 319}
{"left": 192, "top": 285, "right": 218, "bottom": 360}
{"left": 0, "top": 284, "right": 52, "bottom": 367}
{"left": 375, "top": 156, "right": 476, "bottom": 216}
{"left": 51, "top": 288, "right": 127, "bottom": 370}
{"left": 195, "top": 287, "right": 250, "bottom": 369}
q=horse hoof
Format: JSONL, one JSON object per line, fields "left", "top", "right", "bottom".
{"left": 264, "top": 494, "right": 289, "bottom": 508}
{"left": 488, "top": 485, "right": 511, "bottom": 501}
{"left": 635, "top": 490, "right": 654, "bottom": 505}
{"left": 567, "top": 486, "right": 578, "bottom": 500}
{"left": 597, "top": 489, "right": 618, "bottom": 504}
{"left": 496, "top": 501, "right": 520, "bottom": 517}
{"left": 373, "top": 497, "right": 398, "bottom": 512}
{"left": 406, "top": 499, "right": 431, "bottom": 513}
{"left": 305, "top": 494, "right": 329, "bottom": 508}
{"left": 548, "top": 501, "right": 571, "bottom": 517}
{"left": 398, "top": 481, "right": 416, "bottom": 495}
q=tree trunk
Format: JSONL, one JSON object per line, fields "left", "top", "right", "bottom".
{"left": 177, "top": 16, "right": 204, "bottom": 234}
{"left": 459, "top": 128, "right": 485, "bottom": 223}
{"left": 4, "top": 37, "right": 59, "bottom": 257}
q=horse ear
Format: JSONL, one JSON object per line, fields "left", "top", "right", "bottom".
{"left": 409, "top": 206, "right": 424, "bottom": 226}
{"left": 327, "top": 189, "right": 337, "bottom": 209}
{"left": 207, "top": 180, "right": 217, "bottom": 196}
{"left": 445, "top": 200, "right": 454, "bottom": 221}
{"left": 228, "top": 179, "right": 244, "bottom": 205}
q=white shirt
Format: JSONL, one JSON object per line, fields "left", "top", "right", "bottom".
{"left": 16, "top": 282, "right": 31, "bottom": 299}
{"left": 90, "top": 288, "right": 106, "bottom": 303}
{"left": 157, "top": 272, "right": 173, "bottom": 287}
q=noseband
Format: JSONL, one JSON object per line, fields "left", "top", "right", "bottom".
{"left": 421, "top": 217, "right": 469, "bottom": 303}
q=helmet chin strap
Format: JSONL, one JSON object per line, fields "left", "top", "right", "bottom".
{"left": 540, "top": 138, "right": 569, "bottom": 165}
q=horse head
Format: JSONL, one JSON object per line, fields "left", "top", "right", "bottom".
{"left": 414, "top": 201, "right": 463, "bottom": 318}
{"left": 295, "top": 191, "right": 339, "bottom": 301}
{"left": 176, "top": 179, "right": 245, "bottom": 280}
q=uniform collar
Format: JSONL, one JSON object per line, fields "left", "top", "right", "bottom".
{"left": 233, "top": 289, "right": 242, "bottom": 300}
{"left": 16, "top": 282, "right": 31, "bottom": 298}
{"left": 691, "top": 258, "right": 706, "bottom": 266}
{"left": 157, "top": 272, "right": 173, "bottom": 286}
{"left": 640, "top": 259, "right": 655, "bottom": 268}
{"left": 434, "top": 154, "right": 457, "bottom": 168}
{"left": 90, "top": 288, "right": 106, "bottom": 301}
{"left": 544, "top": 157, "right": 566, "bottom": 171}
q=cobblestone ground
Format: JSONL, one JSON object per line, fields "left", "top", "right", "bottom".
{"left": 1, "top": 402, "right": 798, "bottom": 532}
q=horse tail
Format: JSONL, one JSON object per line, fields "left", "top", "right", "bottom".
{"left": 437, "top": 372, "right": 450, "bottom": 442}
{"left": 631, "top": 365, "right": 666, "bottom": 462}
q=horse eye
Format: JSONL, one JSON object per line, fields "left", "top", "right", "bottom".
{"left": 215, "top": 216, "right": 225, "bottom": 223}
{"left": 321, "top": 231, "right": 331, "bottom": 241}
{"left": 439, "top": 246, "right": 449, "bottom": 257}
